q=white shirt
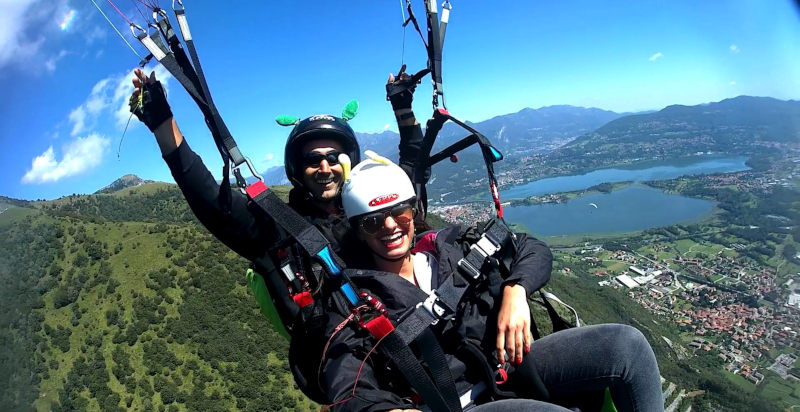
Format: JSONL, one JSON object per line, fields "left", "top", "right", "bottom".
{"left": 412, "top": 251, "right": 438, "bottom": 294}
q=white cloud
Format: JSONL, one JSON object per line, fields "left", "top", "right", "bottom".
{"left": 22, "top": 133, "right": 110, "bottom": 184}
{"left": 729, "top": 44, "right": 740, "bottom": 54}
{"left": 648, "top": 52, "right": 663, "bottom": 62}
{"left": 730, "top": 81, "right": 736, "bottom": 86}
{"left": 383, "top": 124, "right": 390, "bottom": 130}
{"left": 66, "top": 68, "right": 172, "bottom": 136}
{"left": 68, "top": 105, "right": 88, "bottom": 136}
{"left": 0, "top": 0, "right": 70, "bottom": 71}
{"left": 113, "top": 65, "right": 172, "bottom": 129}
{"left": 265, "top": 153, "right": 275, "bottom": 161}
{"left": 44, "top": 50, "right": 68, "bottom": 73}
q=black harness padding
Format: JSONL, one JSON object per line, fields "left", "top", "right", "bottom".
{"left": 247, "top": 184, "right": 334, "bottom": 259}
{"left": 250, "top": 254, "right": 300, "bottom": 328}
{"left": 382, "top": 332, "right": 460, "bottom": 412}
{"left": 417, "top": 328, "right": 462, "bottom": 412}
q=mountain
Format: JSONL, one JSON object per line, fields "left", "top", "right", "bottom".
{"left": 0, "top": 182, "right": 770, "bottom": 411}
{"left": 258, "top": 106, "right": 622, "bottom": 191}
{"left": 94, "top": 174, "right": 153, "bottom": 194}
{"left": 434, "top": 105, "right": 624, "bottom": 156}
{"left": 0, "top": 184, "right": 314, "bottom": 411}
{"left": 258, "top": 165, "right": 291, "bottom": 186}
{"left": 559, "top": 96, "right": 800, "bottom": 161}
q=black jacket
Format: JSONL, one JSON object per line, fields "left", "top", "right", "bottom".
{"left": 321, "top": 225, "right": 553, "bottom": 412}
{"left": 163, "top": 123, "right": 426, "bottom": 264}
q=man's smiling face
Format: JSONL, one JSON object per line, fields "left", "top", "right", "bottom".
{"left": 301, "top": 138, "right": 345, "bottom": 202}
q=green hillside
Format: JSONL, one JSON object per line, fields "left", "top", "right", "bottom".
{"left": 1, "top": 183, "right": 313, "bottom": 412}
{"left": 1, "top": 180, "right": 790, "bottom": 411}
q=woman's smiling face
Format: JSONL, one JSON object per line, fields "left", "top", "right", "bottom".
{"left": 358, "top": 203, "right": 416, "bottom": 261}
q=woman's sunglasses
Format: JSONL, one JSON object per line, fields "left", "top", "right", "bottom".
{"left": 302, "top": 151, "right": 342, "bottom": 167}
{"left": 358, "top": 203, "right": 415, "bottom": 235}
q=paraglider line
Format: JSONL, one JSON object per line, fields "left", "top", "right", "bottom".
{"left": 104, "top": 0, "right": 134, "bottom": 25}
{"left": 89, "top": 0, "right": 143, "bottom": 59}
{"left": 399, "top": 0, "right": 406, "bottom": 65}
{"left": 130, "top": 0, "right": 150, "bottom": 25}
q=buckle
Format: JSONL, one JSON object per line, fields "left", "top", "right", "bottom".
{"left": 457, "top": 258, "right": 482, "bottom": 281}
{"left": 474, "top": 235, "right": 500, "bottom": 257}
{"left": 417, "top": 292, "right": 454, "bottom": 323}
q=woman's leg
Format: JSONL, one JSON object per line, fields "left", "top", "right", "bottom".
{"left": 469, "top": 398, "right": 572, "bottom": 412}
{"left": 510, "top": 323, "right": 663, "bottom": 412}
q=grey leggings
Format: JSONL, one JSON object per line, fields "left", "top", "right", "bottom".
{"left": 470, "top": 324, "right": 664, "bottom": 412}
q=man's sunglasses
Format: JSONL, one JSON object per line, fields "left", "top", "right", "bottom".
{"left": 302, "top": 151, "right": 342, "bottom": 167}
{"left": 358, "top": 203, "right": 415, "bottom": 235}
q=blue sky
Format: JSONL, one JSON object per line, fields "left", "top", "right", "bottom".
{"left": 1, "top": 0, "right": 798, "bottom": 200}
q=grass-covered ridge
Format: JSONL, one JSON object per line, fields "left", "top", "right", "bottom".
{"left": 1, "top": 182, "right": 315, "bottom": 411}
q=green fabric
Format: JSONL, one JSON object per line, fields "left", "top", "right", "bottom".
{"left": 341, "top": 100, "right": 359, "bottom": 121}
{"left": 275, "top": 115, "right": 299, "bottom": 126}
{"left": 246, "top": 269, "right": 290, "bottom": 340}
{"left": 601, "top": 387, "right": 618, "bottom": 412}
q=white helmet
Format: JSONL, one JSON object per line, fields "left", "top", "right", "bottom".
{"left": 342, "top": 151, "right": 416, "bottom": 219}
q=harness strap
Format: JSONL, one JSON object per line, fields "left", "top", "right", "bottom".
{"left": 417, "top": 328, "right": 461, "bottom": 412}
{"left": 423, "top": 0, "right": 444, "bottom": 107}
{"left": 172, "top": 6, "right": 245, "bottom": 167}
{"left": 381, "top": 332, "right": 460, "bottom": 412}
{"left": 245, "top": 181, "right": 363, "bottom": 308}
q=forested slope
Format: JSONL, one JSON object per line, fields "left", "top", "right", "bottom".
{"left": 1, "top": 184, "right": 311, "bottom": 412}
{"left": 0, "top": 181, "right": 778, "bottom": 411}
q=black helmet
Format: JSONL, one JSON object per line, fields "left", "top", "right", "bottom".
{"left": 284, "top": 114, "right": 360, "bottom": 189}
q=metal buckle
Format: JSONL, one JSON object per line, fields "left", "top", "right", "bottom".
{"left": 457, "top": 258, "right": 482, "bottom": 280}
{"left": 232, "top": 157, "right": 263, "bottom": 190}
{"left": 417, "top": 292, "right": 454, "bottom": 324}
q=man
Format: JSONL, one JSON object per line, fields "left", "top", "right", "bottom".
{"left": 130, "top": 68, "right": 422, "bottom": 257}
{"left": 129, "top": 67, "right": 425, "bottom": 401}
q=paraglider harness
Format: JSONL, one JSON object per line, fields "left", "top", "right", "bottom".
{"left": 117, "top": 1, "right": 577, "bottom": 410}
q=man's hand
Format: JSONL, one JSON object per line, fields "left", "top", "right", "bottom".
{"left": 130, "top": 68, "right": 173, "bottom": 132}
{"left": 496, "top": 284, "right": 533, "bottom": 366}
{"left": 386, "top": 64, "right": 417, "bottom": 110}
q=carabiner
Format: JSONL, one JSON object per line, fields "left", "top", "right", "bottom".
{"left": 442, "top": 0, "right": 452, "bottom": 10}
{"left": 152, "top": 7, "right": 169, "bottom": 23}
{"left": 172, "top": 0, "right": 184, "bottom": 11}
{"left": 232, "top": 156, "right": 263, "bottom": 183}
{"left": 129, "top": 23, "right": 147, "bottom": 39}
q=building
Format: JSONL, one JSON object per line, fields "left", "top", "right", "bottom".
{"left": 616, "top": 274, "right": 639, "bottom": 289}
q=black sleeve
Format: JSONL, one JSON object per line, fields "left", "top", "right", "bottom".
{"left": 504, "top": 233, "right": 553, "bottom": 295}
{"left": 322, "top": 322, "right": 408, "bottom": 412}
{"left": 397, "top": 123, "right": 425, "bottom": 180}
{"left": 163, "top": 140, "right": 276, "bottom": 260}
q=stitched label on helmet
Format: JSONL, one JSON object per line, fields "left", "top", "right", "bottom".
{"left": 369, "top": 194, "right": 398, "bottom": 207}
{"left": 309, "top": 114, "right": 335, "bottom": 122}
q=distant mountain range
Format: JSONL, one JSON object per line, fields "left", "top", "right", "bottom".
{"left": 123, "top": 96, "right": 800, "bottom": 196}
{"left": 559, "top": 96, "right": 800, "bottom": 160}
{"left": 260, "top": 104, "right": 625, "bottom": 185}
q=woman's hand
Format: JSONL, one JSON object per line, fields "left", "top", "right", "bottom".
{"left": 496, "top": 284, "right": 533, "bottom": 366}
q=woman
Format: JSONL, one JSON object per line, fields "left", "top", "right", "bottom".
{"left": 322, "top": 154, "right": 664, "bottom": 412}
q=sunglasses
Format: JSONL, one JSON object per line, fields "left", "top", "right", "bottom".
{"left": 358, "top": 203, "right": 415, "bottom": 235}
{"left": 302, "top": 151, "right": 342, "bottom": 167}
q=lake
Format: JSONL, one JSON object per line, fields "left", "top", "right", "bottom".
{"left": 501, "top": 156, "right": 749, "bottom": 236}
{"left": 502, "top": 156, "right": 749, "bottom": 199}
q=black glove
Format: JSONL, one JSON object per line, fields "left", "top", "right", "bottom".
{"left": 386, "top": 65, "right": 429, "bottom": 111}
{"left": 130, "top": 80, "right": 173, "bottom": 132}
